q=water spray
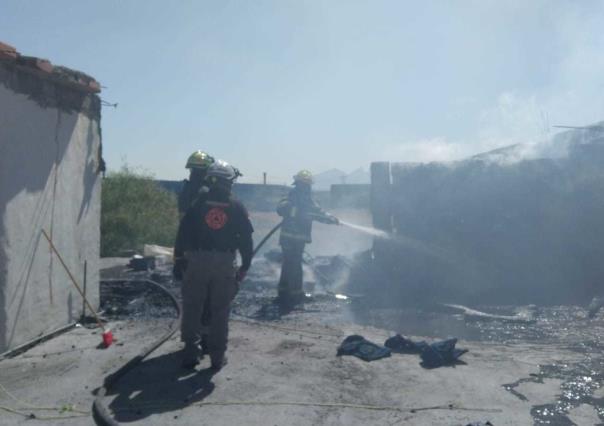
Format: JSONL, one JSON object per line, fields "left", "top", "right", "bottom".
{"left": 337, "top": 220, "right": 463, "bottom": 266}
{"left": 338, "top": 220, "right": 390, "bottom": 238}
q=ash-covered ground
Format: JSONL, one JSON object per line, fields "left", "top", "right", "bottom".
{"left": 100, "top": 251, "right": 604, "bottom": 425}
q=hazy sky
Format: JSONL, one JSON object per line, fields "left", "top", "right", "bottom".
{"left": 2, "top": 1, "right": 603, "bottom": 183}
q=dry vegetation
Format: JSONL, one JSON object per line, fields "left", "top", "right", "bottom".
{"left": 101, "top": 167, "right": 179, "bottom": 256}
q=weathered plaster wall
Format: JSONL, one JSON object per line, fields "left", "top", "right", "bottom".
{"left": 0, "top": 68, "right": 101, "bottom": 352}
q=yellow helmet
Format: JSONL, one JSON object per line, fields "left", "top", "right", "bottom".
{"left": 185, "top": 150, "right": 215, "bottom": 169}
{"left": 293, "top": 170, "right": 313, "bottom": 185}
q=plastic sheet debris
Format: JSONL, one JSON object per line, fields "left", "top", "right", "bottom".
{"left": 384, "top": 334, "right": 428, "bottom": 353}
{"left": 384, "top": 334, "right": 468, "bottom": 368}
{"left": 419, "top": 338, "right": 468, "bottom": 369}
{"left": 143, "top": 244, "right": 174, "bottom": 266}
{"left": 143, "top": 244, "right": 174, "bottom": 257}
{"left": 337, "top": 335, "right": 391, "bottom": 361}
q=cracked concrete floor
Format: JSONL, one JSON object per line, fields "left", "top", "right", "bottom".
{"left": 1, "top": 308, "right": 593, "bottom": 426}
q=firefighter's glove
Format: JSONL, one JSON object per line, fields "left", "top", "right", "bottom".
{"left": 173, "top": 258, "right": 188, "bottom": 281}
{"left": 234, "top": 267, "right": 247, "bottom": 295}
{"left": 329, "top": 216, "right": 340, "bottom": 225}
{"left": 236, "top": 267, "right": 247, "bottom": 283}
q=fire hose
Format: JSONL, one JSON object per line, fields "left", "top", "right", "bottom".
{"left": 252, "top": 221, "right": 282, "bottom": 257}
{"left": 92, "top": 223, "right": 283, "bottom": 425}
{"left": 92, "top": 279, "right": 181, "bottom": 426}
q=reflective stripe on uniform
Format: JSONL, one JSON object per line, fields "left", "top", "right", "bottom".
{"left": 280, "top": 231, "right": 310, "bottom": 242}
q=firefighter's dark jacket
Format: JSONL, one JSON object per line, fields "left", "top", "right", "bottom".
{"left": 174, "top": 190, "right": 254, "bottom": 270}
{"left": 277, "top": 188, "right": 334, "bottom": 244}
{"left": 178, "top": 179, "right": 208, "bottom": 216}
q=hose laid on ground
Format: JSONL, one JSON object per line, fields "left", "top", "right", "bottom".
{"left": 92, "top": 279, "right": 181, "bottom": 426}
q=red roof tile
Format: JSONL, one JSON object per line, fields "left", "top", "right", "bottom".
{"left": 0, "top": 41, "right": 18, "bottom": 60}
{"left": 0, "top": 40, "right": 100, "bottom": 94}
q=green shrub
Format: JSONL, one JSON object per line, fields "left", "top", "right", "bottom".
{"left": 101, "top": 166, "right": 179, "bottom": 257}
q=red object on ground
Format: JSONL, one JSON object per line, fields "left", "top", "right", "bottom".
{"left": 102, "top": 330, "right": 114, "bottom": 348}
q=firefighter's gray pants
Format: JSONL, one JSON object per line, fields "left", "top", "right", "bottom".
{"left": 278, "top": 240, "right": 306, "bottom": 301}
{"left": 181, "top": 250, "right": 237, "bottom": 361}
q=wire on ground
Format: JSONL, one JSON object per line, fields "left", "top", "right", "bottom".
{"left": 111, "top": 400, "right": 502, "bottom": 415}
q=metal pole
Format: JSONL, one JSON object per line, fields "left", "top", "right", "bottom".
{"left": 82, "top": 260, "right": 87, "bottom": 319}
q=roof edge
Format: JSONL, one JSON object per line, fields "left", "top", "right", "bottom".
{"left": 0, "top": 41, "right": 101, "bottom": 94}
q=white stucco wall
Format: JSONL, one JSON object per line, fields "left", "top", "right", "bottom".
{"left": 0, "top": 74, "right": 101, "bottom": 353}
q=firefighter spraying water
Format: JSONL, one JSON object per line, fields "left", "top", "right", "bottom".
{"left": 275, "top": 170, "right": 340, "bottom": 308}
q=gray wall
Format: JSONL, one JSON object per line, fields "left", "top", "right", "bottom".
{"left": 0, "top": 64, "right": 102, "bottom": 352}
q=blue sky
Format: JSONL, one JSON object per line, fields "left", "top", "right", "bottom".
{"left": 2, "top": 1, "right": 603, "bottom": 183}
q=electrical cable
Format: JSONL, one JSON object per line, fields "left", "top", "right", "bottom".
{"left": 0, "top": 405, "right": 89, "bottom": 421}
{"left": 0, "top": 381, "right": 89, "bottom": 420}
{"left": 107, "top": 400, "right": 502, "bottom": 416}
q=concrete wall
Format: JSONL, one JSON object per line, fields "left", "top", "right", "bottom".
{"left": 369, "top": 131, "right": 604, "bottom": 306}
{"left": 0, "top": 63, "right": 102, "bottom": 353}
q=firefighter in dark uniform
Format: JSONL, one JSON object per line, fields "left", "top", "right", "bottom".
{"left": 277, "top": 170, "right": 339, "bottom": 307}
{"left": 178, "top": 150, "right": 215, "bottom": 218}
{"left": 174, "top": 161, "right": 254, "bottom": 370}
{"left": 176, "top": 150, "right": 215, "bottom": 355}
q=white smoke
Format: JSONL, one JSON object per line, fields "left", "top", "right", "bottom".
{"left": 381, "top": 1, "right": 604, "bottom": 166}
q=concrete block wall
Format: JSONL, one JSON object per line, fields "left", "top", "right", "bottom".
{"left": 0, "top": 57, "right": 102, "bottom": 353}
{"left": 370, "top": 132, "right": 604, "bottom": 305}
